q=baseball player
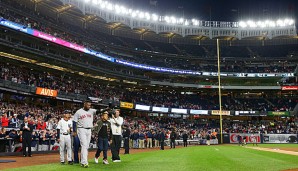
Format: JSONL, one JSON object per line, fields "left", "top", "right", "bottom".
{"left": 57, "top": 111, "right": 73, "bottom": 165}
{"left": 251, "top": 133, "right": 258, "bottom": 146}
{"left": 73, "top": 100, "right": 97, "bottom": 168}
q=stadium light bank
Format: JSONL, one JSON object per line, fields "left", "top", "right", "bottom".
{"left": 82, "top": 0, "right": 294, "bottom": 28}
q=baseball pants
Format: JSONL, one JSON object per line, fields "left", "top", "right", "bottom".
{"left": 59, "top": 134, "right": 72, "bottom": 162}
{"left": 77, "top": 128, "right": 91, "bottom": 165}
{"left": 73, "top": 135, "right": 80, "bottom": 163}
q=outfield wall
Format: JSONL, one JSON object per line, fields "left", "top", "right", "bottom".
{"left": 221, "top": 133, "right": 298, "bottom": 144}
{"left": 0, "top": 133, "right": 297, "bottom": 156}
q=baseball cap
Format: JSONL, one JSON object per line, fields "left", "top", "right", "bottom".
{"left": 63, "top": 110, "right": 72, "bottom": 114}
{"left": 84, "top": 100, "right": 92, "bottom": 103}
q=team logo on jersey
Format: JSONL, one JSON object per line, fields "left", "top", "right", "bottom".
{"left": 79, "top": 114, "right": 92, "bottom": 120}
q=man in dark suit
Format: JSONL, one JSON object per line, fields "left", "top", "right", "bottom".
{"left": 122, "top": 125, "right": 130, "bottom": 154}
{"left": 182, "top": 131, "right": 188, "bottom": 147}
{"left": 160, "top": 130, "right": 165, "bottom": 150}
{"left": 20, "top": 117, "right": 33, "bottom": 157}
{"left": 170, "top": 129, "right": 177, "bottom": 149}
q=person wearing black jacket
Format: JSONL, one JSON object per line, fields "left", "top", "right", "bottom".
{"left": 122, "top": 125, "right": 130, "bottom": 154}
{"left": 20, "top": 117, "right": 33, "bottom": 157}
{"left": 182, "top": 131, "right": 188, "bottom": 147}
{"left": 206, "top": 133, "right": 211, "bottom": 146}
{"left": 160, "top": 130, "right": 165, "bottom": 150}
{"left": 93, "top": 112, "right": 112, "bottom": 165}
{"left": 170, "top": 129, "right": 177, "bottom": 149}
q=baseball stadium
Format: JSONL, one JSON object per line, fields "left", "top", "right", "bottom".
{"left": 0, "top": 0, "right": 297, "bottom": 170}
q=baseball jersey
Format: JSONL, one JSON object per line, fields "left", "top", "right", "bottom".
{"left": 57, "top": 118, "right": 73, "bottom": 134}
{"left": 250, "top": 134, "right": 256, "bottom": 141}
{"left": 73, "top": 108, "right": 96, "bottom": 128}
{"left": 109, "top": 116, "right": 124, "bottom": 135}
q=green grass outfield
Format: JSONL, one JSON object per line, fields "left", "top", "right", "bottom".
{"left": 4, "top": 145, "right": 298, "bottom": 171}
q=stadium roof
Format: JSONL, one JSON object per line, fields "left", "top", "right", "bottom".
{"left": 22, "top": 0, "right": 298, "bottom": 41}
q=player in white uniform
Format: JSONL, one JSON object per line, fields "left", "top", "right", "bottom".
{"left": 73, "top": 100, "right": 97, "bottom": 168}
{"left": 251, "top": 133, "right": 258, "bottom": 146}
{"left": 57, "top": 111, "right": 73, "bottom": 165}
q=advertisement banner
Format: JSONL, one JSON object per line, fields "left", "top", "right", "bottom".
{"left": 135, "top": 104, "right": 150, "bottom": 111}
{"left": 229, "top": 133, "right": 261, "bottom": 143}
{"left": 267, "top": 111, "right": 290, "bottom": 116}
{"left": 190, "top": 109, "right": 208, "bottom": 115}
{"left": 212, "top": 110, "right": 230, "bottom": 115}
{"left": 235, "top": 111, "right": 257, "bottom": 116}
{"left": 120, "top": 101, "right": 134, "bottom": 109}
{"left": 282, "top": 86, "right": 298, "bottom": 90}
{"left": 0, "top": 18, "right": 114, "bottom": 62}
{"left": 263, "top": 134, "right": 297, "bottom": 143}
{"left": 152, "top": 107, "right": 169, "bottom": 113}
{"left": 171, "top": 108, "right": 187, "bottom": 114}
{"left": 0, "top": 18, "right": 34, "bottom": 34}
{"left": 32, "top": 30, "right": 86, "bottom": 53}
{"left": 36, "top": 87, "right": 58, "bottom": 97}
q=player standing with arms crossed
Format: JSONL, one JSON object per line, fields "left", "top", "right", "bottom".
{"left": 73, "top": 100, "right": 97, "bottom": 168}
{"left": 57, "top": 111, "right": 73, "bottom": 165}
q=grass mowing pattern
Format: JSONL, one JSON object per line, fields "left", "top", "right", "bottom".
{"left": 4, "top": 145, "right": 298, "bottom": 171}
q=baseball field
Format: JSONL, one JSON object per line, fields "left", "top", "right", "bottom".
{"left": 2, "top": 144, "right": 298, "bottom": 171}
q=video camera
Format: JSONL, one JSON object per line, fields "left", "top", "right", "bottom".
{"left": 98, "top": 103, "right": 117, "bottom": 118}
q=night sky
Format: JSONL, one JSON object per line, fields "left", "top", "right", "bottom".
{"left": 114, "top": 0, "right": 298, "bottom": 21}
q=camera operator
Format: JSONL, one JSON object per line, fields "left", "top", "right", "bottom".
{"left": 109, "top": 109, "right": 123, "bottom": 162}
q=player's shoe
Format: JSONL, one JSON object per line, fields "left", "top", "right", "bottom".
{"left": 112, "top": 160, "right": 121, "bottom": 162}
{"left": 81, "top": 164, "right": 89, "bottom": 168}
{"left": 103, "top": 159, "right": 109, "bottom": 165}
{"left": 95, "top": 157, "right": 99, "bottom": 164}
{"left": 68, "top": 161, "right": 73, "bottom": 165}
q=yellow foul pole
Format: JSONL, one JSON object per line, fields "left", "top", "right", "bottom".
{"left": 217, "top": 39, "right": 223, "bottom": 144}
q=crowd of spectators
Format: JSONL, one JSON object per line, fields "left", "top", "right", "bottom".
{"left": 0, "top": 2, "right": 297, "bottom": 74}
{"left": 0, "top": 2, "right": 297, "bottom": 152}
{"left": 0, "top": 98, "right": 297, "bottom": 152}
{"left": 1, "top": 62, "right": 297, "bottom": 111}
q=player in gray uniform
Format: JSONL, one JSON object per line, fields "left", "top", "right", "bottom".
{"left": 57, "top": 111, "right": 73, "bottom": 165}
{"left": 73, "top": 100, "right": 97, "bottom": 168}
